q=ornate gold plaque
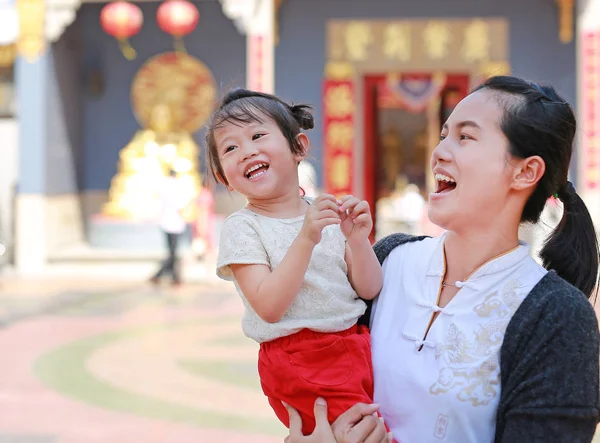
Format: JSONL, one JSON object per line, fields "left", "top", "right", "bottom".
{"left": 131, "top": 52, "right": 217, "bottom": 133}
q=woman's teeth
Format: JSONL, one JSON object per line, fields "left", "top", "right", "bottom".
{"left": 434, "top": 173, "right": 456, "bottom": 184}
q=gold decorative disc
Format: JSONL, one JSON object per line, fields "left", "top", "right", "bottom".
{"left": 131, "top": 52, "right": 217, "bottom": 133}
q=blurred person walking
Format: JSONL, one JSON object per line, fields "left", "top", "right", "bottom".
{"left": 150, "top": 169, "right": 189, "bottom": 286}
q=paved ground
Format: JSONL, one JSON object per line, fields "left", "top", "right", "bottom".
{"left": 0, "top": 276, "right": 286, "bottom": 443}
{"left": 1, "top": 273, "right": 599, "bottom": 443}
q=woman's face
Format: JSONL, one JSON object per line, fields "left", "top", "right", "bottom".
{"left": 429, "top": 89, "right": 515, "bottom": 232}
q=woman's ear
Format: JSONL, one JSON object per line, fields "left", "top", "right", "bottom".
{"left": 512, "top": 155, "right": 546, "bottom": 192}
{"left": 294, "top": 133, "right": 310, "bottom": 162}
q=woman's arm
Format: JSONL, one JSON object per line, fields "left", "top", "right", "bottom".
{"left": 496, "top": 281, "right": 600, "bottom": 442}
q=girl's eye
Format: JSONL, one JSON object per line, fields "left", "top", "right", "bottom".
{"left": 224, "top": 145, "right": 236, "bottom": 153}
{"left": 460, "top": 134, "right": 473, "bottom": 141}
{"left": 439, "top": 134, "right": 447, "bottom": 141}
{"left": 252, "top": 133, "right": 265, "bottom": 141}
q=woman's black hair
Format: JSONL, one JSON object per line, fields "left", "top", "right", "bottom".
{"left": 473, "top": 76, "right": 599, "bottom": 298}
{"left": 205, "top": 88, "right": 314, "bottom": 186}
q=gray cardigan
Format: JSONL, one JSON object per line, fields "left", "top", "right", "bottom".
{"left": 360, "top": 233, "right": 600, "bottom": 443}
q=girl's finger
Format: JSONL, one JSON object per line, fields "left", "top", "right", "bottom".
{"left": 316, "top": 209, "right": 340, "bottom": 220}
{"left": 350, "top": 201, "right": 370, "bottom": 217}
{"left": 353, "top": 213, "right": 371, "bottom": 225}
{"left": 317, "top": 218, "right": 342, "bottom": 230}
{"left": 339, "top": 198, "right": 361, "bottom": 213}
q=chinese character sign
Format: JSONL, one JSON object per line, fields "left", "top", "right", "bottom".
{"left": 323, "top": 79, "right": 355, "bottom": 196}
{"left": 582, "top": 31, "right": 600, "bottom": 190}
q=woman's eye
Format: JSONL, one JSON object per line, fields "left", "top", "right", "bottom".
{"left": 252, "top": 133, "right": 265, "bottom": 141}
{"left": 439, "top": 134, "right": 447, "bottom": 141}
{"left": 460, "top": 134, "right": 473, "bottom": 140}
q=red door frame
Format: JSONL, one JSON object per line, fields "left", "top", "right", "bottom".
{"left": 363, "top": 75, "right": 385, "bottom": 242}
{"left": 362, "top": 73, "right": 471, "bottom": 241}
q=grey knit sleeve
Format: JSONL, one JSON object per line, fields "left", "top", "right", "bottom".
{"left": 495, "top": 272, "right": 600, "bottom": 443}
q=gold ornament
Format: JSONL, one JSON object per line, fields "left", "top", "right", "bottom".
{"left": 16, "top": 0, "right": 45, "bottom": 62}
{"left": 326, "top": 121, "right": 354, "bottom": 151}
{"left": 423, "top": 21, "right": 451, "bottom": 60}
{"left": 479, "top": 61, "right": 511, "bottom": 78}
{"left": 103, "top": 52, "right": 216, "bottom": 220}
{"left": 344, "top": 21, "right": 373, "bottom": 61}
{"left": 325, "top": 61, "right": 354, "bottom": 80}
{"left": 325, "top": 84, "right": 354, "bottom": 118}
{"left": 556, "top": 0, "right": 574, "bottom": 43}
{"left": 330, "top": 156, "right": 351, "bottom": 190}
{"left": 461, "top": 20, "right": 490, "bottom": 63}
{"left": 131, "top": 52, "right": 217, "bottom": 133}
{"left": 0, "top": 44, "right": 17, "bottom": 67}
{"left": 382, "top": 23, "right": 411, "bottom": 62}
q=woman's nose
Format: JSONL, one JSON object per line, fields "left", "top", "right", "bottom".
{"left": 431, "top": 139, "right": 451, "bottom": 164}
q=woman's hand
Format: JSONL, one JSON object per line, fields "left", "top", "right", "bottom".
{"left": 332, "top": 403, "right": 392, "bottom": 443}
{"left": 284, "top": 398, "right": 337, "bottom": 443}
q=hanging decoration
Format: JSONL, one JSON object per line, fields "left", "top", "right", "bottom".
{"left": 379, "top": 73, "right": 446, "bottom": 112}
{"left": 100, "top": 1, "right": 143, "bottom": 60}
{"left": 156, "top": 0, "right": 199, "bottom": 53}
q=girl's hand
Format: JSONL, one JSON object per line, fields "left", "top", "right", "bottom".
{"left": 284, "top": 398, "right": 337, "bottom": 443}
{"left": 331, "top": 403, "right": 393, "bottom": 443}
{"left": 300, "top": 194, "right": 341, "bottom": 245}
{"left": 338, "top": 195, "right": 373, "bottom": 244}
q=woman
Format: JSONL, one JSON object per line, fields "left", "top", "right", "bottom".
{"left": 286, "top": 76, "right": 600, "bottom": 443}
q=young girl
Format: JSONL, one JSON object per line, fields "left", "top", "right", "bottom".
{"left": 206, "top": 88, "right": 385, "bottom": 436}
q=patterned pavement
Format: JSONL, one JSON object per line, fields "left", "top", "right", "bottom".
{"left": 1, "top": 276, "right": 599, "bottom": 443}
{"left": 0, "top": 278, "right": 286, "bottom": 443}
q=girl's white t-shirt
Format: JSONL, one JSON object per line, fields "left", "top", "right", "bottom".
{"left": 371, "top": 234, "right": 547, "bottom": 443}
{"left": 217, "top": 207, "right": 366, "bottom": 343}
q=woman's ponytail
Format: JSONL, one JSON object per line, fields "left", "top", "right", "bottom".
{"left": 540, "top": 182, "right": 600, "bottom": 299}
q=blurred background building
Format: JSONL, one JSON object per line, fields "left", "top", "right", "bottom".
{"left": 0, "top": 0, "right": 596, "bottom": 273}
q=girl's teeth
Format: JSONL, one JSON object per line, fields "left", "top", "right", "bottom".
{"left": 249, "top": 170, "right": 265, "bottom": 179}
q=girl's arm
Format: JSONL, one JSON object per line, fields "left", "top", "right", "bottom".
{"left": 231, "top": 235, "right": 315, "bottom": 323}
{"left": 338, "top": 195, "right": 382, "bottom": 300}
{"left": 232, "top": 195, "right": 342, "bottom": 323}
{"left": 345, "top": 240, "right": 383, "bottom": 300}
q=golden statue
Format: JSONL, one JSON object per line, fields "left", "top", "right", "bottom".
{"left": 102, "top": 52, "right": 217, "bottom": 220}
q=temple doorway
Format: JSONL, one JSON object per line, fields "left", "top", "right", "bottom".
{"left": 363, "top": 73, "right": 469, "bottom": 240}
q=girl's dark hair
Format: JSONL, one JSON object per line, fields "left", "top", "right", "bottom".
{"left": 474, "top": 76, "right": 599, "bottom": 298}
{"left": 205, "top": 88, "right": 314, "bottom": 186}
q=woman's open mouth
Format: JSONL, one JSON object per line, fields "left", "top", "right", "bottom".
{"left": 434, "top": 173, "right": 457, "bottom": 194}
{"left": 245, "top": 162, "right": 270, "bottom": 180}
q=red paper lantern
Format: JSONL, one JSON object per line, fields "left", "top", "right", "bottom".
{"left": 157, "top": 0, "right": 199, "bottom": 36}
{"left": 100, "top": 1, "right": 143, "bottom": 60}
{"left": 157, "top": 0, "right": 199, "bottom": 52}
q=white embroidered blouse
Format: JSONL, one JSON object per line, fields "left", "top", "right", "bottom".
{"left": 370, "top": 234, "right": 547, "bottom": 443}
{"left": 217, "top": 208, "right": 366, "bottom": 343}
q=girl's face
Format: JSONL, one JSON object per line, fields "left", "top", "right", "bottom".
{"left": 214, "top": 116, "right": 307, "bottom": 201}
{"left": 429, "top": 89, "right": 517, "bottom": 232}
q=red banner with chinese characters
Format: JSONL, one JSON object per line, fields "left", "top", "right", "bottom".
{"left": 582, "top": 31, "right": 600, "bottom": 190}
{"left": 323, "top": 79, "right": 355, "bottom": 197}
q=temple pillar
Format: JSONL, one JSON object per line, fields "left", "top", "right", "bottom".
{"left": 14, "top": 53, "right": 49, "bottom": 273}
{"left": 220, "top": 0, "right": 276, "bottom": 93}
